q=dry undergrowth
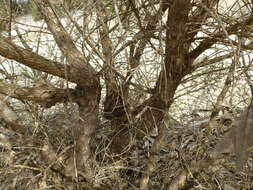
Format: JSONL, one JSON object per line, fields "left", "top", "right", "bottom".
{"left": 0, "top": 109, "right": 252, "bottom": 190}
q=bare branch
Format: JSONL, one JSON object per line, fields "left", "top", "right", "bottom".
{"left": 140, "top": 1, "right": 192, "bottom": 188}
{"left": 189, "top": 15, "right": 253, "bottom": 60}
{"left": 0, "top": 37, "right": 84, "bottom": 84}
{"left": 33, "top": 0, "right": 98, "bottom": 87}
{"left": 0, "top": 80, "right": 78, "bottom": 108}
{"left": 192, "top": 52, "right": 234, "bottom": 70}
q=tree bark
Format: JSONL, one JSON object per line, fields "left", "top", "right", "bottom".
{"left": 32, "top": 0, "right": 102, "bottom": 177}
{"left": 109, "top": 0, "right": 192, "bottom": 154}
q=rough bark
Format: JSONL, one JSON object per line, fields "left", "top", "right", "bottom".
{"left": 107, "top": 0, "right": 192, "bottom": 156}
{"left": 33, "top": 0, "right": 98, "bottom": 88}
{"left": 0, "top": 80, "right": 78, "bottom": 107}
{"left": 139, "top": 0, "right": 192, "bottom": 188}
{"left": 31, "top": 0, "right": 101, "bottom": 177}
{"left": 65, "top": 86, "right": 101, "bottom": 177}
{"left": 0, "top": 37, "right": 80, "bottom": 84}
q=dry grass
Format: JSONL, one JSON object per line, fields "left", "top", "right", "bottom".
{"left": 0, "top": 111, "right": 252, "bottom": 189}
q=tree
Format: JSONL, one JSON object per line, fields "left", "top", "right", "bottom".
{"left": 0, "top": 0, "right": 253, "bottom": 189}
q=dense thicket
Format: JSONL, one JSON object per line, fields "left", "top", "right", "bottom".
{"left": 0, "top": 0, "right": 253, "bottom": 189}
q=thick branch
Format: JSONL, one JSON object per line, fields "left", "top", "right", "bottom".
{"left": 33, "top": 0, "right": 98, "bottom": 88}
{"left": 140, "top": 1, "right": 192, "bottom": 188}
{"left": 156, "top": 0, "right": 192, "bottom": 103}
{"left": 95, "top": 0, "right": 122, "bottom": 119}
{"left": 0, "top": 80, "right": 78, "bottom": 108}
{"left": 0, "top": 37, "right": 83, "bottom": 84}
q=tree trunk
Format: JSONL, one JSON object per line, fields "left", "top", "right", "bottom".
{"left": 64, "top": 85, "right": 101, "bottom": 177}
{"left": 109, "top": 0, "right": 192, "bottom": 154}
